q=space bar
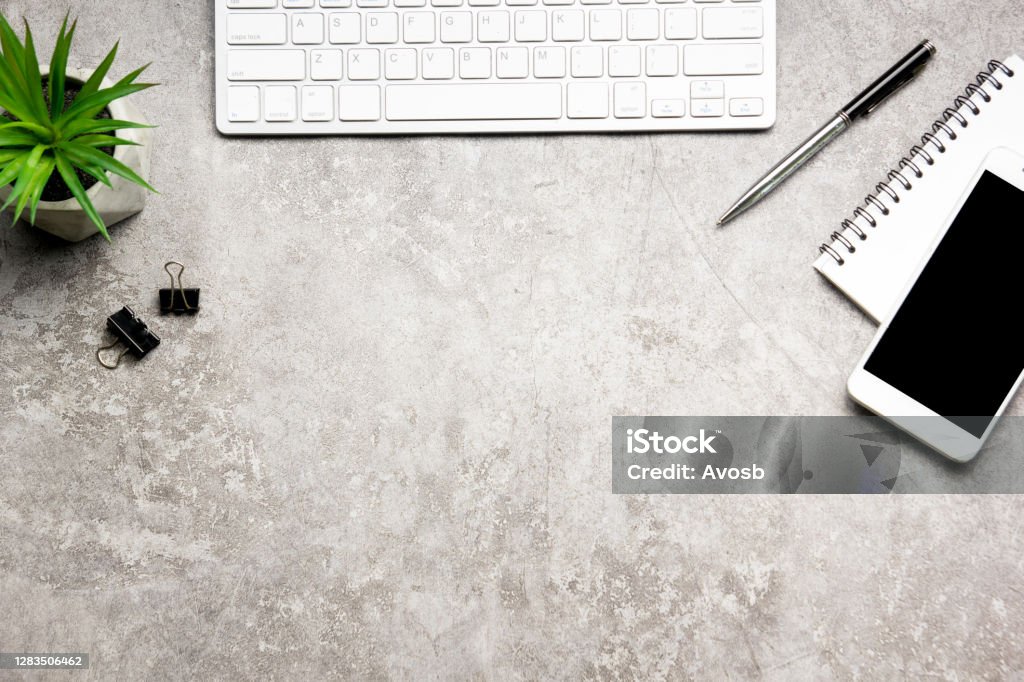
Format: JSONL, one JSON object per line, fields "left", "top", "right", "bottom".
{"left": 385, "top": 84, "right": 562, "bottom": 121}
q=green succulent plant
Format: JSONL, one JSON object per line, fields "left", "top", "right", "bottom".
{"left": 0, "top": 13, "right": 156, "bottom": 240}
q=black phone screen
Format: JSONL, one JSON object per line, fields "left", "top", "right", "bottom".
{"left": 864, "top": 169, "right": 1024, "bottom": 438}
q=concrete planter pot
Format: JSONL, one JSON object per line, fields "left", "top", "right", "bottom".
{"left": 0, "top": 65, "right": 152, "bottom": 242}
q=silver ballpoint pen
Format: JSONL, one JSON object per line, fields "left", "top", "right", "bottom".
{"left": 717, "top": 40, "right": 937, "bottom": 226}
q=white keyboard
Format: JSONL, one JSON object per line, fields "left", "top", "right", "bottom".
{"left": 215, "top": 0, "right": 775, "bottom": 134}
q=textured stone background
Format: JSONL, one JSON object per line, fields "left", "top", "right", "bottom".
{"left": 2, "top": 1, "right": 1024, "bottom": 679}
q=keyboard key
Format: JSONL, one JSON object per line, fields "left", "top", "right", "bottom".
{"left": 329, "top": 13, "right": 361, "bottom": 43}
{"left": 645, "top": 44, "right": 677, "bottom": 76}
{"left": 507, "top": 0, "right": 538, "bottom": 6}
{"left": 228, "top": 0, "right": 276, "bottom": 7}
{"left": 227, "top": 49, "right": 305, "bottom": 80}
{"left": 570, "top": 45, "right": 602, "bottom": 77}
{"left": 227, "top": 14, "right": 287, "bottom": 44}
{"left": 302, "top": 85, "right": 334, "bottom": 119}
{"left": 533, "top": 46, "right": 565, "bottom": 77}
{"left": 265, "top": 85, "right": 297, "bottom": 120}
{"left": 683, "top": 43, "right": 762, "bottom": 75}
{"left": 613, "top": 81, "right": 644, "bottom": 117}
{"left": 311, "top": 49, "right": 344, "bottom": 79}
{"left": 366, "top": 13, "right": 399, "bottom": 43}
{"left": 608, "top": 45, "right": 640, "bottom": 77}
{"left": 552, "top": 10, "right": 584, "bottom": 41}
{"left": 385, "top": 48, "right": 418, "bottom": 78}
{"left": 348, "top": 48, "right": 381, "bottom": 79}
{"left": 470, "top": 0, "right": 500, "bottom": 6}
{"left": 433, "top": 0, "right": 463, "bottom": 6}
{"left": 729, "top": 97, "right": 763, "bottom": 116}
{"left": 403, "top": 12, "right": 436, "bottom": 42}
{"left": 567, "top": 82, "right": 608, "bottom": 118}
{"left": 357, "top": 0, "right": 388, "bottom": 6}
{"left": 690, "top": 79, "right": 723, "bottom": 98}
{"left": 320, "top": 0, "right": 352, "bottom": 6}
{"left": 589, "top": 10, "right": 621, "bottom": 40}
{"left": 478, "top": 11, "right": 510, "bottom": 42}
{"left": 514, "top": 11, "right": 547, "bottom": 41}
{"left": 422, "top": 48, "right": 456, "bottom": 78}
{"left": 496, "top": 47, "right": 529, "bottom": 78}
{"left": 395, "top": 0, "right": 426, "bottom": 6}
{"left": 385, "top": 83, "right": 562, "bottom": 119}
{"left": 227, "top": 85, "right": 260, "bottom": 121}
{"left": 691, "top": 98, "right": 724, "bottom": 116}
{"left": 283, "top": 0, "right": 314, "bottom": 6}
{"left": 339, "top": 84, "right": 381, "bottom": 119}
{"left": 543, "top": 0, "right": 575, "bottom": 5}
{"left": 651, "top": 98, "right": 684, "bottom": 117}
{"left": 701, "top": 7, "right": 762, "bottom": 39}
{"left": 664, "top": 8, "right": 697, "bottom": 39}
{"left": 626, "top": 9, "right": 658, "bottom": 39}
{"left": 440, "top": 12, "right": 473, "bottom": 42}
{"left": 291, "top": 13, "right": 325, "bottom": 44}
{"left": 459, "top": 47, "right": 492, "bottom": 78}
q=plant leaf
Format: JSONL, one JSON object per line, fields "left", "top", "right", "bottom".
{"left": 0, "top": 57, "right": 30, "bottom": 110}
{"left": 112, "top": 63, "right": 151, "bottom": 88}
{"left": 0, "top": 14, "right": 28, "bottom": 96}
{"left": 54, "top": 150, "right": 109, "bottom": 240}
{"left": 0, "top": 148, "right": 26, "bottom": 164}
{"left": 73, "top": 41, "right": 117, "bottom": 103}
{"left": 72, "top": 134, "right": 139, "bottom": 148}
{"left": 74, "top": 160, "right": 113, "bottom": 189}
{"left": 57, "top": 81, "right": 155, "bottom": 125}
{"left": 0, "top": 18, "right": 43, "bottom": 125}
{"left": 10, "top": 145, "right": 50, "bottom": 224}
{"left": 2, "top": 143, "right": 44, "bottom": 217}
{"left": 19, "top": 20, "right": 50, "bottom": 123}
{"left": 63, "top": 118, "right": 154, "bottom": 137}
{"left": 58, "top": 140, "right": 156, "bottom": 193}
{"left": 62, "top": 118, "right": 153, "bottom": 138}
{"left": 26, "top": 155, "right": 56, "bottom": 224}
{"left": 125, "top": 66, "right": 154, "bottom": 89}
{"left": 0, "top": 120, "right": 52, "bottom": 141}
{"left": 0, "top": 127, "right": 41, "bottom": 146}
{"left": 0, "top": 89, "right": 40, "bottom": 124}
{"left": 48, "top": 14, "right": 75, "bottom": 120}
{"left": 0, "top": 149, "right": 28, "bottom": 187}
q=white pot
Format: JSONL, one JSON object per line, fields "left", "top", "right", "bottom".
{"left": 0, "top": 65, "right": 153, "bottom": 242}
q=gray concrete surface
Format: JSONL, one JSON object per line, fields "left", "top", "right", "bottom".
{"left": 2, "top": 1, "right": 1024, "bottom": 679}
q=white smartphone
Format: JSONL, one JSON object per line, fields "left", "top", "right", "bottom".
{"left": 848, "top": 147, "right": 1024, "bottom": 463}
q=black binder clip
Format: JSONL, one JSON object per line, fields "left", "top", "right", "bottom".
{"left": 159, "top": 261, "right": 200, "bottom": 314}
{"left": 95, "top": 306, "right": 161, "bottom": 369}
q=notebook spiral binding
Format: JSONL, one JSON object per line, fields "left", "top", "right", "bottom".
{"left": 819, "top": 60, "right": 1017, "bottom": 265}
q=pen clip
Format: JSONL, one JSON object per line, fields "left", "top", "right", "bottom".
{"left": 863, "top": 69, "right": 919, "bottom": 116}
{"left": 841, "top": 41, "right": 936, "bottom": 121}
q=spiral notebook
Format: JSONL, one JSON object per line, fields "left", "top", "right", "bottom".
{"left": 814, "top": 54, "right": 1024, "bottom": 323}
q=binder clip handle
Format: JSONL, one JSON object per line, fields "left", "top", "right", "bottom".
{"left": 96, "top": 339, "right": 131, "bottom": 369}
{"left": 160, "top": 261, "right": 200, "bottom": 314}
